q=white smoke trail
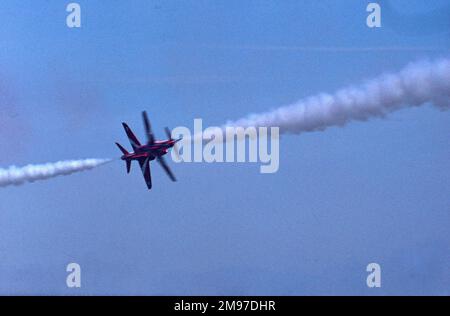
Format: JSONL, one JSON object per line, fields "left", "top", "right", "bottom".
{"left": 222, "top": 58, "right": 450, "bottom": 135}
{"left": 0, "top": 158, "right": 111, "bottom": 188}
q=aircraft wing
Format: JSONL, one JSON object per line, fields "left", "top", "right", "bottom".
{"left": 157, "top": 156, "right": 176, "bottom": 182}
{"left": 138, "top": 157, "right": 152, "bottom": 190}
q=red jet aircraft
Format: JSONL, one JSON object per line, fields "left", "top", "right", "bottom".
{"left": 115, "top": 111, "right": 181, "bottom": 190}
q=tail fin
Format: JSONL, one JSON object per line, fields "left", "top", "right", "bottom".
{"left": 115, "top": 143, "right": 131, "bottom": 173}
{"left": 115, "top": 142, "right": 129, "bottom": 155}
{"left": 122, "top": 123, "right": 141, "bottom": 151}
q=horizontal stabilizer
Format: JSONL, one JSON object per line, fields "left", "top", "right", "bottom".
{"left": 126, "top": 160, "right": 131, "bottom": 173}
{"left": 115, "top": 142, "right": 129, "bottom": 155}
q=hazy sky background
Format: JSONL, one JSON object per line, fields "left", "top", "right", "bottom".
{"left": 0, "top": 0, "right": 449, "bottom": 295}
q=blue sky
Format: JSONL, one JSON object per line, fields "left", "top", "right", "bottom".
{"left": 0, "top": 0, "right": 449, "bottom": 295}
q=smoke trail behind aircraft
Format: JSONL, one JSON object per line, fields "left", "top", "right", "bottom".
{"left": 222, "top": 58, "right": 450, "bottom": 135}
{"left": 0, "top": 158, "right": 111, "bottom": 188}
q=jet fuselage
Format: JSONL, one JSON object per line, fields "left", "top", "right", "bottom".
{"left": 120, "top": 140, "right": 176, "bottom": 162}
